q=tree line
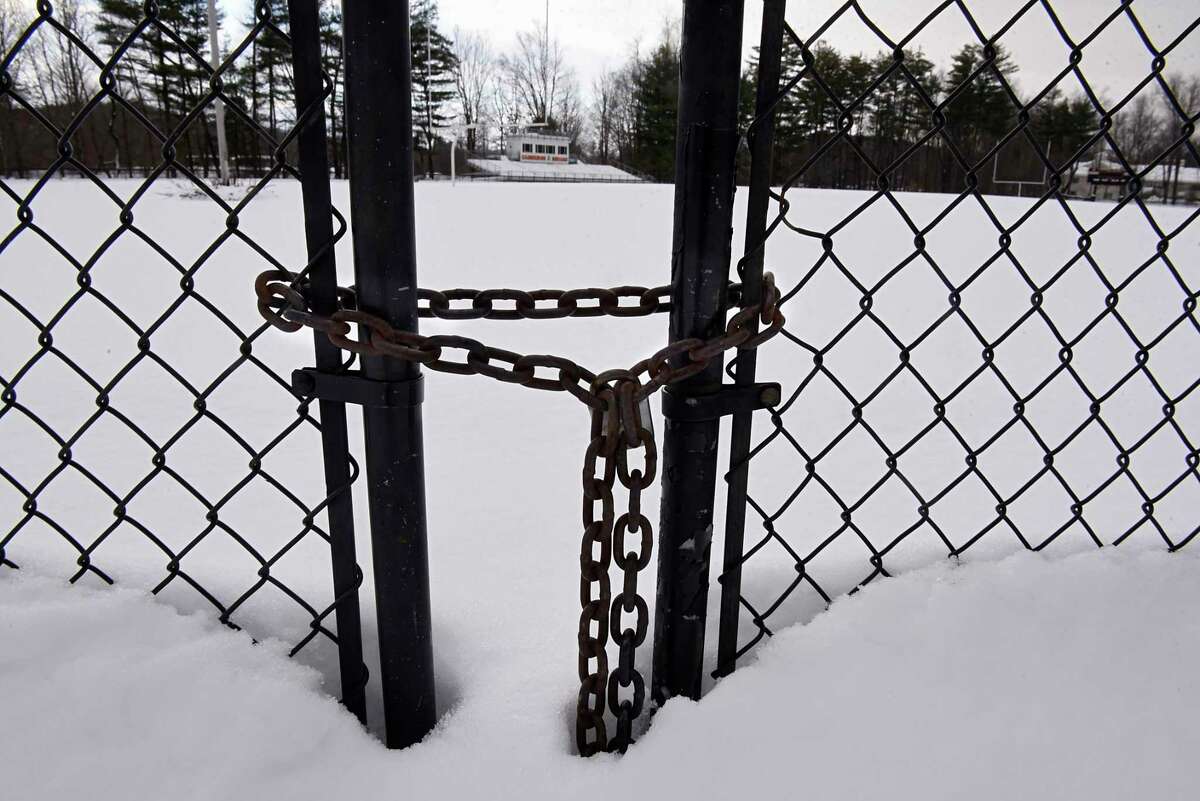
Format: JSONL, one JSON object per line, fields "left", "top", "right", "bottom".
{"left": 590, "top": 28, "right": 1200, "bottom": 198}
{"left": 0, "top": 0, "right": 584, "bottom": 180}
{"left": 2, "top": 0, "right": 1197, "bottom": 201}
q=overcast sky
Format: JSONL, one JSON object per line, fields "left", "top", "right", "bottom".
{"left": 216, "top": 1, "right": 1199, "bottom": 106}
{"left": 433, "top": 0, "right": 1199, "bottom": 106}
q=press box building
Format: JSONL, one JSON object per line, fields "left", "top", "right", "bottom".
{"left": 506, "top": 132, "right": 571, "bottom": 164}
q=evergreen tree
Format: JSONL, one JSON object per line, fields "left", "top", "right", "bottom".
{"left": 1030, "top": 87, "right": 1099, "bottom": 187}
{"left": 942, "top": 43, "right": 1018, "bottom": 179}
{"left": 410, "top": 0, "right": 457, "bottom": 177}
{"left": 162, "top": 0, "right": 218, "bottom": 173}
{"left": 738, "top": 49, "right": 759, "bottom": 136}
{"left": 235, "top": 0, "right": 293, "bottom": 167}
{"left": 95, "top": 0, "right": 215, "bottom": 174}
{"left": 866, "top": 49, "right": 940, "bottom": 190}
{"left": 630, "top": 39, "right": 679, "bottom": 181}
{"left": 95, "top": 0, "right": 149, "bottom": 174}
{"left": 318, "top": 0, "right": 345, "bottom": 178}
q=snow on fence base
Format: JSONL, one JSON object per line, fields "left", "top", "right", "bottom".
{"left": 1, "top": 0, "right": 1199, "bottom": 772}
{"left": 4, "top": 548, "right": 1198, "bottom": 799}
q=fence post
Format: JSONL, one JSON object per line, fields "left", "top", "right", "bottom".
{"left": 286, "top": 0, "right": 367, "bottom": 724}
{"left": 341, "top": 0, "right": 436, "bottom": 749}
{"left": 716, "top": 0, "right": 787, "bottom": 680}
{"left": 653, "top": 0, "right": 746, "bottom": 705}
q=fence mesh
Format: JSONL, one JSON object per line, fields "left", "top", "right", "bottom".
{"left": 0, "top": 1, "right": 361, "bottom": 677}
{"left": 719, "top": 0, "right": 1200, "bottom": 672}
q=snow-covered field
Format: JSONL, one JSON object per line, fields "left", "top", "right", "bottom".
{"left": 1, "top": 179, "right": 1197, "bottom": 799}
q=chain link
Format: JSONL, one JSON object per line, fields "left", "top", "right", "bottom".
{"left": 255, "top": 267, "right": 784, "bottom": 753}
{"left": 272, "top": 273, "right": 743, "bottom": 321}
{"left": 256, "top": 269, "right": 781, "bottom": 412}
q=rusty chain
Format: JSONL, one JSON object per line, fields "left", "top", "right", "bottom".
{"left": 577, "top": 379, "right": 658, "bottom": 755}
{"left": 255, "top": 268, "right": 783, "bottom": 754}
{"left": 275, "top": 274, "right": 743, "bottom": 321}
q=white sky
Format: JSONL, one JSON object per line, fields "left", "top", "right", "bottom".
{"left": 438, "top": 0, "right": 1198, "bottom": 106}
{"left": 219, "top": 0, "right": 1199, "bottom": 106}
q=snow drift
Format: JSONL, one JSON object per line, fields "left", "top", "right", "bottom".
{"left": 3, "top": 547, "right": 1196, "bottom": 800}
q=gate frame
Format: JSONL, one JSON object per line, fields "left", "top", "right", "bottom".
{"left": 715, "top": 0, "right": 789, "bottom": 680}
{"left": 338, "top": 0, "right": 437, "bottom": 750}
{"left": 286, "top": 0, "right": 368, "bottom": 726}
{"left": 653, "top": 0, "right": 748, "bottom": 704}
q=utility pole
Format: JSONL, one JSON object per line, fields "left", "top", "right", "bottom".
{"left": 207, "top": 0, "right": 231, "bottom": 185}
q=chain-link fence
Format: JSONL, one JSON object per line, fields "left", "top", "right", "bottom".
{"left": 718, "top": 0, "right": 1200, "bottom": 675}
{"left": 5, "top": 0, "right": 1199, "bottom": 758}
{"left": 0, "top": 1, "right": 367, "bottom": 716}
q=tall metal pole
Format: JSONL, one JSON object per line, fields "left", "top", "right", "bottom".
{"left": 286, "top": 0, "right": 367, "bottom": 723}
{"left": 206, "top": 0, "right": 230, "bottom": 184}
{"left": 652, "top": 0, "right": 746, "bottom": 705}
{"left": 426, "top": 21, "right": 435, "bottom": 178}
{"left": 342, "top": 0, "right": 436, "bottom": 749}
{"left": 716, "top": 0, "right": 786, "bottom": 680}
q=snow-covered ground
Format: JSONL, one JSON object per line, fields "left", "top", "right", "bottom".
{"left": 1, "top": 179, "right": 1196, "bottom": 798}
{"left": 4, "top": 548, "right": 1198, "bottom": 800}
{"left": 467, "top": 156, "right": 644, "bottom": 181}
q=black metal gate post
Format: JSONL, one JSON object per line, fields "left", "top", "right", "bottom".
{"left": 652, "top": 0, "right": 746, "bottom": 705}
{"left": 342, "top": 0, "right": 436, "bottom": 749}
{"left": 286, "top": 0, "right": 367, "bottom": 724}
{"left": 716, "top": 0, "right": 787, "bottom": 680}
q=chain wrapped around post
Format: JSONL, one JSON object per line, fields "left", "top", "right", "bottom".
{"left": 254, "top": 268, "right": 783, "bottom": 754}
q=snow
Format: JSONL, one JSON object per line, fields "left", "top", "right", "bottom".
{"left": 466, "top": 157, "right": 644, "bottom": 181}
{"left": 1, "top": 178, "right": 1197, "bottom": 797}
{"left": 3, "top": 548, "right": 1197, "bottom": 800}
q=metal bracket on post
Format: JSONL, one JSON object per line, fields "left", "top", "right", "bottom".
{"left": 661, "top": 383, "right": 780, "bottom": 423}
{"left": 292, "top": 369, "right": 424, "bottom": 409}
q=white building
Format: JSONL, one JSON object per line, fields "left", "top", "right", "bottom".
{"left": 1069, "top": 157, "right": 1200, "bottom": 203}
{"left": 506, "top": 132, "right": 571, "bottom": 164}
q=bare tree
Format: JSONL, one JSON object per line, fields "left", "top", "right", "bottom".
{"left": 486, "top": 72, "right": 520, "bottom": 153}
{"left": 1156, "top": 73, "right": 1200, "bottom": 203}
{"left": 28, "top": 0, "right": 104, "bottom": 171}
{"left": 588, "top": 47, "right": 642, "bottom": 167}
{"left": 0, "top": 0, "right": 31, "bottom": 174}
{"left": 451, "top": 28, "right": 495, "bottom": 153}
{"left": 591, "top": 69, "right": 618, "bottom": 163}
{"left": 499, "top": 22, "right": 581, "bottom": 139}
{"left": 0, "top": 0, "right": 28, "bottom": 78}
{"left": 1111, "top": 93, "right": 1160, "bottom": 168}
{"left": 554, "top": 70, "right": 584, "bottom": 144}
{"left": 30, "top": 0, "right": 96, "bottom": 122}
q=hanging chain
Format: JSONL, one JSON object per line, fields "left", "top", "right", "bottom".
{"left": 255, "top": 268, "right": 783, "bottom": 754}
{"left": 576, "top": 379, "right": 656, "bottom": 755}
{"left": 578, "top": 390, "right": 617, "bottom": 755}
